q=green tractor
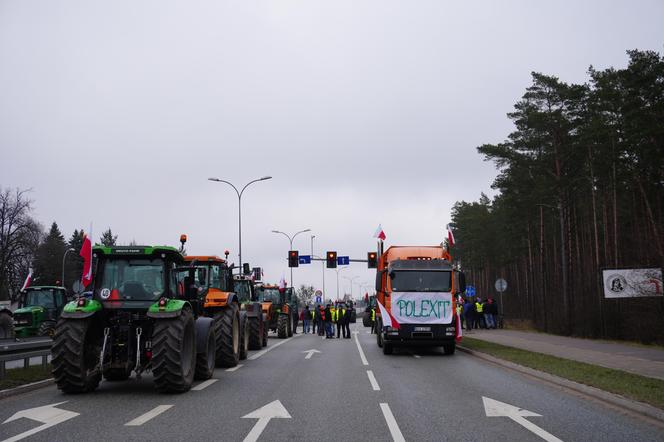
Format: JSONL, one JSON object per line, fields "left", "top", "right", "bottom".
{"left": 255, "top": 285, "right": 298, "bottom": 339}
{"left": 233, "top": 276, "right": 268, "bottom": 350}
{"left": 51, "top": 246, "right": 217, "bottom": 394}
{"left": 12, "top": 286, "right": 69, "bottom": 338}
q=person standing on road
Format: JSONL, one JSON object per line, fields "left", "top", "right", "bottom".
{"left": 484, "top": 299, "right": 495, "bottom": 329}
{"left": 343, "top": 305, "right": 352, "bottom": 338}
{"left": 335, "top": 304, "right": 345, "bottom": 338}
{"left": 457, "top": 298, "right": 464, "bottom": 330}
{"left": 464, "top": 298, "right": 475, "bottom": 331}
{"left": 324, "top": 303, "right": 333, "bottom": 338}
{"left": 370, "top": 307, "right": 376, "bottom": 334}
{"left": 303, "top": 305, "right": 311, "bottom": 334}
{"left": 475, "top": 298, "right": 485, "bottom": 329}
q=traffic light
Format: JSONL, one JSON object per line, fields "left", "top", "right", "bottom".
{"left": 367, "top": 252, "right": 378, "bottom": 268}
{"left": 326, "top": 251, "right": 337, "bottom": 268}
{"left": 288, "top": 250, "right": 299, "bottom": 268}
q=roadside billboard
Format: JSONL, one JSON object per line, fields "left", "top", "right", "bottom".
{"left": 602, "top": 268, "right": 663, "bottom": 298}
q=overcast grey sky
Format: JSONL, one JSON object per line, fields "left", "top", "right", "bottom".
{"left": 1, "top": 0, "right": 663, "bottom": 298}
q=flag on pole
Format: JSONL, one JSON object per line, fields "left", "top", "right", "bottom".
{"left": 373, "top": 224, "right": 386, "bottom": 241}
{"left": 446, "top": 224, "right": 455, "bottom": 247}
{"left": 455, "top": 311, "right": 463, "bottom": 343}
{"left": 80, "top": 232, "right": 93, "bottom": 287}
{"left": 278, "top": 275, "right": 287, "bottom": 292}
{"left": 20, "top": 268, "right": 32, "bottom": 291}
{"left": 376, "top": 299, "right": 400, "bottom": 330}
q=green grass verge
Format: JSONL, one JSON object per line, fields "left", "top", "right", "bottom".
{"left": 0, "top": 364, "right": 52, "bottom": 391}
{"left": 461, "top": 337, "right": 664, "bottom": 410}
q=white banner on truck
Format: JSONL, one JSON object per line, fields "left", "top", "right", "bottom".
{"left": 391, "top": 292, "right": 454, "bottom": 324}
{"left": 602, "top": 268, "right": 663, "bottom": 298}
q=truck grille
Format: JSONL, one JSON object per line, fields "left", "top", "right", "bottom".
{"left": 411, "top": 332, "right": 433, "bottom": 338}
{"left": 13, "top": 313, "right": 33, "bottom": 326}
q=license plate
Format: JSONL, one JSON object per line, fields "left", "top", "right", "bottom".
{"left": 414, "top": 326, "right": 430, "bottom": 332}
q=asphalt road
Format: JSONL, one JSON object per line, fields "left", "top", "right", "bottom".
{"left": 1, "top": 323, "right": 662, "bottom": 442}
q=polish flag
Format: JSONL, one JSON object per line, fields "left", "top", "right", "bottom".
{"left": 278, "top": 276, "right": 287, "bottom": 292}
{"left": 20, "top": 268, "right": 33, "bottom": 291}
{"left": 455, "top": 312, "right": 463, "bottom": 343}
{"left": 373, "top": 224, "right": 386, "bottom": 241}
{"left": 376, "top": 299, "right": 400, "bottom": 330}
{"left": 80, "top": 233, "right": 93, "bottom": 287}
{"left": 446, "top": 224, "right": 455, "bottom": 247}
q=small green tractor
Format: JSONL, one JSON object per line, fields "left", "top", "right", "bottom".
{"left": 255, "top": 285, "right": 299, "bottom": 339}
{"left": 0, "top": 286, "right": 68, "bottom": 339}
{"left": 51, "top": 245, "right": 216, "bottom": 393}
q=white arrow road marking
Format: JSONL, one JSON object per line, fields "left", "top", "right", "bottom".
{"left": 302, "top": 349, "right": 321, "bottom": 359}
{"left": 379, "top": 403, "right": 405, "bottom": 442}
{"left": 242, "top": 400, "right": 291, "bottom": 442}
{"left": 367, "top": 370, "right": 380, "bottom": 391}
{"left": 1, "top": 401, "right": 79, "bottom": 442}
{"left": 248, "top": 334, "right": 299, "bottom": 360}
{"left": 125, "top": 405, "right": 174, "bottom": 426}
{"left": 352, "top": 330, "right": 369, "bottom": 366}
{"left": 483, "top": 397, "right": 563, "bottom": 442}
{"left": 226, "top": 364, "right": 244, "bottom": 372}
{"left": 192, "top": 379, "right": 218, "bottom": 390}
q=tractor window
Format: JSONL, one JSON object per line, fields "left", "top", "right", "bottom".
{"left": 234, "top": 280, "right": 251, "bottom": 303}
{"left": 196, "top": 267, "right": 208, "bottom": 286}
{"left": 98, "top": 258, "right": 165, "bottom": 300}
{"left": 256, "top": 288, "right": 281, "bottom": 303}
{"left": 24, "top": 290, "right": 56, "bottom": 308}
{"left": 209, "top": 264, "right": 231, "bottom": 291}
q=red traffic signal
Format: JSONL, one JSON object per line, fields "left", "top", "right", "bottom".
{"left": 367, "top": 252, "right": 378, "bottom": 268}
{"left": 326, "top": 251, "right": 337, "bottom": 268}
{"left": 288, "top": 250, "right": 299, "bottom": 268}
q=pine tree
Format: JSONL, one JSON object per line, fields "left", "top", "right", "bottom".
{"left": 33, "top": 222, "right": 67, "bottom": 286}
{"left": 100, "top": 228, "right": 118, "bottom": 247}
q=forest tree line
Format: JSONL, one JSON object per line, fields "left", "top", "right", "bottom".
{"left": 0, "top": 188, "right": 120, "bottom": 302}
{"left": 451, "top": 49, "right": 664, "bottom": 343}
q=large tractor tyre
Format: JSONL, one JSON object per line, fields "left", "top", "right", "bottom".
{"left": 195, "top": 323, "right": 216, "bottom": 380}
{"left": 38, "top": 320, "right": 56, "bottom": 338}
{"left": 152, "top": 308, "right": 196, "bottom": 393}
{"left": 443, "top": 343, "right": 456, "bottom": 355}
{"left": 214, "top": 304, "right": 240, "bottom": 368}
{"left": 248, "top": 318, "right": 262, "bottom": 350}
{"left": 52, "top": 318, "right": 101, "bottom": 393}
{"left": 277, "top": 315, "right": 288, "bottom": 339}
{"left": 239, "top": 318, "right": 249, "bottom": 361}
{"left": 362, "top": 315, "right": 371, "bottom": 327}
{"left": 103, "top": 368, "right": 131, "bottom": 382}
{"left": 0, "top": 312, "right": 14, "bottom": 339}
{"left": 262, "top": 320, "right": 268, "bottom": 347}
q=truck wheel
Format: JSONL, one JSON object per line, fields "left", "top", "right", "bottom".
{"left": 277, "top": 315, "right": 288, "bottom": 339}
{"left": 152, "top": 308, "right": 196, "bottom": 393}
{"left": 0, "top": 312, "right": 14, "bottom": 339}
{"left": 195, "top": 323, "right": 216, "bottom": 380}
{"left": 376, "top": 320, "right": 383, "bottom": 348}
{"left": 214, "top": 304, "right": 240, "bottom": 367}
{"left": 52, "top": 318, "right": 101, "bottom": 393}
{"left": 239, "top": 317, "right": 249, "bottom": 360}
{"left": 363, "top": 315, "right": 370, "bottom": 327}
{"left": 443, "top": 343, "right": 456, "bottom": 355}
{"left": 248, "top": 318, "right": 262, "bottom": 350}
{"left": 262, "top": 320, "right": 268, "bottom": 347}
{"left": 382, "top": 342, "right": 393, "bottom": 355}
{"left": 103, "top": 368, "right": 131, "bottom": 382}
{"left": 38, "top": 320, "right": 56, "bottom": 338}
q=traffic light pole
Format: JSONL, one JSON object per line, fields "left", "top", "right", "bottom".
{"left": 272, "top": 228, "right": 311, "bottom": 288}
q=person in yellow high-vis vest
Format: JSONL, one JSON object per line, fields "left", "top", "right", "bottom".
{"left": 370, "top": 308, "right": 376, "bottom": 334}
{"left": 475, "top": 299, "right": 485, "bottom": 329}
{"left": 336, "top": 306, "right": 346, "bottom": 338}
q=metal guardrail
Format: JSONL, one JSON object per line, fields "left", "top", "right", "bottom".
{"left": 0, "top": 338, "right": 52, "bottom": 379}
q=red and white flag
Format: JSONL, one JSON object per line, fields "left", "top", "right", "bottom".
{"left": 446, "top": 224, "right": 455, "bottom": 247}
{"left": 278, "top": 276, "right": 287, "bottom": 291}
{"left": 80, "top": 232, "right": 93, "bottom": 287}
{"left": 376, "top": 299, "right": 400, "bottom": 330}
{"left": 455, "top": 311, "right": 463, "bottom": 343}
{"left": 20, "top": 268, "right": 33, "bottom": 291}
{"left": 373, "top": 224, "right": 386, "bottom": 241}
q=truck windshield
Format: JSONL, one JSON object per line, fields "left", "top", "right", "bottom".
{"left": 24, "top": 290, "right": 56, "bottom": 308}
{"left": 256, "top": 288, "right": 281, "bottom": 303}
{"left": 390, "top": 271, "right": 451, "bottom": 292}
{"left": 99, "top": 258, "right": 165, "bottom": 300}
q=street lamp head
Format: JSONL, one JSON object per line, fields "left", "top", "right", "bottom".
{"left": 303, "top": 229, "right": 311, "bottom": 233}
{"left": 208, "top": 177, "right": 220, "bottom": 182}
{"left": 271, "top": 230, "right": 281, "bottom": 234}
{"left": 260, "top": 176, "right": 272, "bottom": 181}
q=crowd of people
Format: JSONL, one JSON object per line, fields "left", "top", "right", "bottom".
{"left": 457, "top": 297, "right": 500, "bottom": 331}
{"left": 299, "top": 303, "right": 353, "bottom": 339}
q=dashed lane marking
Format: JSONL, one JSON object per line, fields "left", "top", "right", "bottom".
{"left": 380, "top": 403, "right": 406, "bottom": 442}
{"left": 125, "top": 405, "right": 174, "bottom": 426}
{"left": 367, "top": 370, "right": 380, "bottom": 391}
{"left": 353, "top": 330, "right": 369, "bottom": 366}
{"left": 192, "top": 379, "right": 218, "bottom": 390}
{"left": 226, "top": 365, "right": 244, "bottom": 372}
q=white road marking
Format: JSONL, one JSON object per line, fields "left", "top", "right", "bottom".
{"left": 242, "top": 400, "right": 291, "bottom": 442}
{"left": 302, "top": 349, "right": 321, "bottom": 359}
{"left": 367, "top": 370, "right": 380, "bottom": 391}
{"left": 483, "top": 397, "right": 563, "bottom": 442}
{"left": 353, "top": 331, "right": 369, "bottom": 366}
{"left": 226, "top": 364, "right": 244, "bottom": 372}
{"left": 379, "top": 403, "right": 406, "bottom": 442}
{"left": 248, "top": 334, "right": 299, "bottom": 360}
{"left": 413, "top": 354, "right": 421, "bottom": 359}
{"left": 1, "top": 402, "right": 79, "bottom": 442}
{"left": 192, "top": 379, "right": 218, "bottom": 390}
{"left": 125, "top": 405, "right": 174, "bottom": 426}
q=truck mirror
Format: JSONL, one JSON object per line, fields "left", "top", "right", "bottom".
{"left": 375, "top": 271, "right": 382, "bottom": 292}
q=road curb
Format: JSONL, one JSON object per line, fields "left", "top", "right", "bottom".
{"left": 457, "top": 345, "right": 664, "bottom": 424}
{"left": 0, "top": 378, "right": 54, "bottom": 399}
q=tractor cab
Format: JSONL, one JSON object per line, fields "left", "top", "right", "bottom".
{"left": 180, "top": 256, "right": 235, "bottom": 309}
{"left": 13, "top": 286, "right": 68, "bottom": 337}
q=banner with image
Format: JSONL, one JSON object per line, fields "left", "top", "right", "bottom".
{"left": 602, "top": 268, "right": 663, "bottom": 298}
{"left": 391, "top": 292, "right": 454, "bottom": 324}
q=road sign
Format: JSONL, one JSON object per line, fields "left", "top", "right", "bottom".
{"left": 315, "top": 290, "right": 322, "bottom": 304}
{"left": 298, "top": 255, "right": 311, "bottom": 264}
{"left": 337, "top": 256, "right": 350, "bottom": 266}
{"left": 465, "top": 285, "right": 476, "bottom": 297}
{"left": 495, "top": 278, "right": 508, "bottom": 293}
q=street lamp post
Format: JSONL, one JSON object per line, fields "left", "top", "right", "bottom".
{"left": 310, "top": 235, "right": 325, "bottom": 300}
{"left": 272, "top": 228, "right": 311, "bottom": 288}
{"left": 208, "top": 176, "right": 272, "bottom": 272}
{"left": 334, "top": 267, "right": 349, "bottom": 301}
{"left": 343, "top": 275, "right": 360, "bottom": 300}
{"left": 61, "top": 248, "right": 76, "bottom": 290}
